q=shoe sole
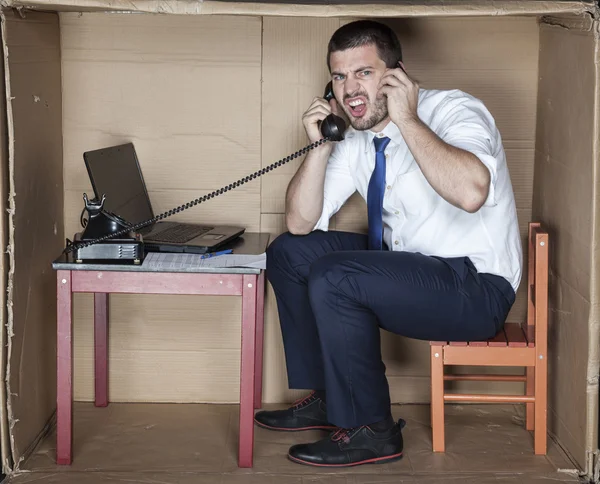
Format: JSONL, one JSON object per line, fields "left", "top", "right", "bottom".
{"left": 254, "top": 419, "right": 336, "bottom": 432}
{"left": 287, "top": 452, "right": 403, "bottom": 467}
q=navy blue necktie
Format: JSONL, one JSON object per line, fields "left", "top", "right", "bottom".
{"left": 367, "top": 135, "right": 391, "bottom": 250}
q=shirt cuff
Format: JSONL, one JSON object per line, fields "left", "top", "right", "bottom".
{"left": 472, "top": 152, "right": 498, "bottom": 207}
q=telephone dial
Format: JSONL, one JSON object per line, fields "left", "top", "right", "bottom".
{"left": 64, "top": 82, "right": 347, "bottom": 264}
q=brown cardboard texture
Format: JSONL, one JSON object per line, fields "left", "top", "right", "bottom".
{"left": 15, "top": 402, "right": 582, "bottom": 482}
{"left": 0, "top": 0, "right": 598, "bottom": 481}
{"left": 534, "top": 19, "right": 600, "bottom": 474}
{"left": 1, "top": 8, "right": 63, "bottom": 473}
{"left": 0, "top": 0, "right": 595, "bottom": 16}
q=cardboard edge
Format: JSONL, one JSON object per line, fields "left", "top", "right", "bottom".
{"left": 0, "top": 9, "right": 8, "bottom": 476}
{"left": 0, "top": 0, "right": 596, "bottom": 17}
{"left": 585, "top": 18, "right": 600, "bottom": 481}
{"left": 0, "top": 8, "right": 16, "bottom": 475}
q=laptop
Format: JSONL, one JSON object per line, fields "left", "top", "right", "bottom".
{"left": 82, "top": 143, "right": 245, "bottom": 254}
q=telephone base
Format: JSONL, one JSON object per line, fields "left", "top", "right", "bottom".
{"left": 71, "top": 232, "right": 145, "bottom": 265}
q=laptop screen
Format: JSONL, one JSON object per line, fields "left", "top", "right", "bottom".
{"left": 83, "top": 143, "right": 155, "bottom": 226}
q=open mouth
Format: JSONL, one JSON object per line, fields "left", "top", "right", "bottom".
{"left": 346, "top": 97, "right": 367, "bottom": 117}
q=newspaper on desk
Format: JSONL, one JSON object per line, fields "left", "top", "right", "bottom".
{"left": 142, "top": 251, "right": 266, "bottom": 271}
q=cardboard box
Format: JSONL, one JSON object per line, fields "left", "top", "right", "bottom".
{"left": 0, "top": 0, "right": 597, "bottom": 480}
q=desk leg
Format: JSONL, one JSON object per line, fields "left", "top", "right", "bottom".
{"left": 57, "top": 270, "right": 73, "bottom": 465}
{"left": 94, "top": 293, "right": 109, "bottom": 407}
{"left": 254, "top": 271, "right": 265, "bottom": 410}
{"left": 239, "top": 274, "right": 257, "bottom": 468}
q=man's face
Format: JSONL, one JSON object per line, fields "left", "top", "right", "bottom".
{"left": 329, "top": 43, "right": 390, "bottom": 132}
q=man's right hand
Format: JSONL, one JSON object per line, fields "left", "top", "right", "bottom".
{"left": 285, "top": 96, "right": 342, "bottom": 234}
{"left": 302, "top": 97, "right": 336, "bottom": 144}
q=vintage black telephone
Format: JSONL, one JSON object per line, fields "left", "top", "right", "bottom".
{"left": 64, "top": 82, "right": 347, "bottom": 264}
{"left": 68, "top": 193, "right": 145, "bottom": 264}
{"left": 319, "top": 81, "right": 347, "bottom": 143}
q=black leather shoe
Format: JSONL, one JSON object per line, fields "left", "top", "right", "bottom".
{"left": 254, "top": 391, "right": 336, "bottom": 431}
{"left": 287, "top": 418, "right": 405, "bottom": 467}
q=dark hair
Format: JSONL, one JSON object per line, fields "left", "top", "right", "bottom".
{"left": 326, "top": 20, "right": 403, "bottom": 71}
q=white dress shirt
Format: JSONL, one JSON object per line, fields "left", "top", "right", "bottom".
{"left": 313, "top": 88, "right": 523, "bottom": 293}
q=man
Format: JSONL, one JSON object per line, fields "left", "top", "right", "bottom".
{"left": 256, "top": 20, "right": 522, "bottom": 467}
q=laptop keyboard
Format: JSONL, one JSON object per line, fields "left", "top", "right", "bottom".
{"left": 149, "top": 224, "right": 213, "bottom": 243}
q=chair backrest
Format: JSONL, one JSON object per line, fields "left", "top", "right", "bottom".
{"left": 526, "top": 222, "right": 549, "bottom": 347}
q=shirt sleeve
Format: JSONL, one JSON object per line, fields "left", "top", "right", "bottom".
{"left": 433, "top": 92, "right": 503, "bottom": 207}
{"left": 312, "top": 141, "right": 356, "bottom": 231}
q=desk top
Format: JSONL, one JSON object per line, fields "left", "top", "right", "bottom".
{"left": 52, "top": 232, "right": 270, "bottom": 274}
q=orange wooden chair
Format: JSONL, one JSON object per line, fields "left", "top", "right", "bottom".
{"left": 429, "top": 222, "right": 549, "bottom": 455}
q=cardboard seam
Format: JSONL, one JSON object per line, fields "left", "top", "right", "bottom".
{"left": 15, "top": 411, "right": 54, "bottom": 468}
{"left": 258, "top": 14, "right": 263, "bottom": 233}
{"left": 0, "top": 9, "right": 16, "bottom": 475}
{"left": 545, "top": 403, "right": 590, "bottom": 478}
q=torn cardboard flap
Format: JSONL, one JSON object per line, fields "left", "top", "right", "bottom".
{"left": 541, "top": 13, "right": 596, "bottom": 30}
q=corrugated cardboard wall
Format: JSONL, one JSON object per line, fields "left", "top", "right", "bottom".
{"left": 3, "top": 10, "right": 63, "bottom": 467}
{"left": 61, "top": 13, "right": 538, "bottom": 404}
{"left": 532, "top": 20, "right": 597, "bottom": 471}
{"left": 61, "top": 12, "right": 262, "bottom": 403}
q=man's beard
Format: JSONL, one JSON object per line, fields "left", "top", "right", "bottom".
{"left": 342, "top": 92, "right": 388, "bottom": 131}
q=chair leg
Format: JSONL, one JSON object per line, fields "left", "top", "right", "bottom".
{"left": 526, "top": 366, "right": 534, "bottom": 431}
{"left": 534, "top": 354, "right": 548, "bottom": 455}
{"left": 431, "top": 345, "right": 445, "bottom": 452}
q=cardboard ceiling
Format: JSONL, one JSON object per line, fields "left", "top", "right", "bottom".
{"left": 0, "top": 0, "right": 596, "bottom": 16}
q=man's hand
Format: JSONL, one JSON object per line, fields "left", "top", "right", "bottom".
{"left": 302, "top": 96, "right": 343, "bottom": 145}
{"left": 378, "top": 65, "right": 491, "bottom": 213}
{"left": 378, "top": 64, "right": 420, "bottom": 126}
{"left": 285, "top": 96, "right": 343, "bottom": 234}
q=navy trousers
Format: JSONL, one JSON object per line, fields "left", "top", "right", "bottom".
{"left": 266, "top": 230, "right": 516, "bottom": 429}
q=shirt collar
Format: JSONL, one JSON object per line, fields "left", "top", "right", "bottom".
{"left": 363, "top": 120, "right": 404, "bottom": 153}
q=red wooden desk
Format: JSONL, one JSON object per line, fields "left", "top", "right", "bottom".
{"left": 52, "top": 233, "right": 268, "bottom": 468}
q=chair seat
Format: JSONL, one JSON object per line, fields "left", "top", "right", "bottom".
{"left": 429, "top": 322, "right": 535, "bottom": 348}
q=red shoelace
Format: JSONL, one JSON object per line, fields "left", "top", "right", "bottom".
{"left": 292, "top": 391, "right": 318, "bottom": 408}
{"left": 331, "top": 426, "right": 362, "bottom": 444}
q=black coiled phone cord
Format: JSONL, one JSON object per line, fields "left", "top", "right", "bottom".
{"left": 64, "top": 137, "right": 330, "bottom": 254}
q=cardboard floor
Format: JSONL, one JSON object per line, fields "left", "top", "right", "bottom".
{"left": 4, "top": 403, "right": 582, "bottom": 483}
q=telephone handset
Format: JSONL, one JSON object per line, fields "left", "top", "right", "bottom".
{"left": 319, "top": 81, "right": 346, "bottom": 142}
{"left": 65, "top": 82, "right": 348, "bottom": 263}
{"left": 79, "top": 193, "right": 133, "bottom": 238}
